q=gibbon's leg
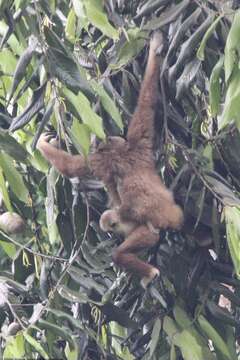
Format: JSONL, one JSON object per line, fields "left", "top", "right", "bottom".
{"left": 37, "top": 133, "right": 91, "bottom": 178}
{"left": 112, "top": 225, "right": 160, "bottom": 288}
{"left": 127, "top": 32, "right": 163, "bottom": 148}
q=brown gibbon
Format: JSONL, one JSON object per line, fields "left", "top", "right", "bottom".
{"left": 37, "top": 32, "right": 183, "bottom": 287}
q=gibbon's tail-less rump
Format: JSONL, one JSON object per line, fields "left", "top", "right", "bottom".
{"left": 37, "top": 32, "right": 183, "bottom": 287}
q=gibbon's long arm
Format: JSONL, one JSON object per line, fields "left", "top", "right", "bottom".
{"left": 37, "top": 134, "right": 91, "bottom": 178}
{"left": 126, "top": 32, "right": 162, "bottom": 150}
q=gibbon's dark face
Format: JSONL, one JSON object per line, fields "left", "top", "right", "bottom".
{"left": 97, "top": 136, "right": 127, "bottom": 153}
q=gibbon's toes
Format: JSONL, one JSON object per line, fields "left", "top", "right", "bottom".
{"left": 140, "top": 267, "right": 160, "bottom": 289}
{"left": 150, "top": 31, "right": 163, "bottom": 54}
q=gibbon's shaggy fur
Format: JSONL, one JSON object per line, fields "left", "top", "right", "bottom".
{"left": 37, "top": 32, "right": 183, "bottom": 287}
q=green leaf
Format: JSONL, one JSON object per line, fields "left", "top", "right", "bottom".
{"left": 113, "top": 28, "right": 146, "bottom": 69}
{"left": 209, "top": 56, "right": 224, "bottom": 117}
{"left": 0, "top": 48, "right": 17, "bottom": 74}
{"left": 134, "top": 0, "right": 169, "bottom": 20}
{"left": 174, "top": 331, "right": 206, "bottom": 360}
{"left": 0, "top": 168, "right": 12, "bottom": 212}
{"left": 47, "top": 48, "right": 91, "bottom": 95}
{"left": 197, "top": 15, "right": 222, "bottom": 61}
{"left": 44, "top": 26, "right": 92, "bottom": 95}
{"left": 46, "top": 308, "right": 104, "bottom": 351}
{"left": 58, "top": 285, "right": 98, "bottom": 304}
{"left": 44, "top": 26, "right": 69, "bottom": 56}
{"left": 0, "top": 152, "right": 29, "bottom": 203}
{"left": 170, "top": 344, "right": 177, "bottom": 360}
{"left": 83, "top": 0, "right": 119, "bottom": 40}
{"left": 168, "top": 14, "right": 214, "bottom": 82}
{"left": 10, "top": 83, "right": 46, "bottom": 132}
{"left": 65, "top": 8, "right": 76, "bottom": 44}
{"left": 38, "top": 319, "right": 76, "bottom": 351}
{"left": 0, "top": 0, "right": 9, "bottom": 15}
{"left": 63, "top": 87, "right": 105, "bottom": 139}
{"left": 225, "top": 326, "right": 238, "bottom": 360}
{"left": 23, "top": 333, "right": 49, "bottom": 359}
{"left": 224, "top": 206, "right": 240, "bottom": 278}
{"left": 9, "top": 40, "right": 37, "bottom": 101}
{"left": 108, "top": 321, "right": 134, "bottom": 360}
{"left": 224, "top": 9, "right": 240, "bottom": 83}
{"left": 219, "top": 65, "right": 240, "bottom": 130}
{"left": 0, "top": 21, "right": 23, "bottom": 56}
{"left": 143, "top": 0, "right": 191, "bottom": 31}
{"left": 198, "top": 315, "right": 231, "bottom": 359}
{"left": 72, "top": 0, "right": 88, "bottom": 28}
{"left": 47, "top": 308, "right": 85, "bottom": 331}
{"left": 14, "top": 0, "right": 29, "bottom": 9}
{"left": 65, "top": 341, "right": 78, "bottom": 360}
{"left": 67, "top": 119, "right": 90, "bottom": 156}
{"left": 149, "top": 318, "right": 161, "bottom": 357}
{"left": 3, "top": 331, "right": 25, "bottom": 359}
{"left": 72, "top": 0, "right": 85, "bottom": 16}
{"left": 173, "top": 305, "right": 215, "bottom": 359}
{"left": 173, "top": 305, "right": 192, "bottom": 328}
{"left": 0, "top": 239, "right": 16, "bottom": 258}
{"left": 91, "top": 80, "right": 123, "bottom": 130}
{"left": 0, "top": 130, "right": 28, "bottom": 163}
{"left": 163, "top": 316, "right": 212, "bottom": 360}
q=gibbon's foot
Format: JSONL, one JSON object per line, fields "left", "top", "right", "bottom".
{"left": 150, "top": 31, "right": 163, "bottom": 55}
{"left": 140, "top": 267, "right": 160, "bottom": 289}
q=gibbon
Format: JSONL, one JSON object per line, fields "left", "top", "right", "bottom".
{"left": 37, "top": 32, "right": 183, "bottom": 287}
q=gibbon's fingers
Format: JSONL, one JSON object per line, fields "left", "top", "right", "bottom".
{"left": 37, "top": 132, "right": 56, "bottom": 149}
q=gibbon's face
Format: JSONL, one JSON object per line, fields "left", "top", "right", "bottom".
{"left": 97, "top": 136, "right": 126, "bottom": 153}
{"left": 100, "top": 209, "right": 136, "bottom": 236}
{"left": 99, "top": 209, "right": 120, "bottom": 232}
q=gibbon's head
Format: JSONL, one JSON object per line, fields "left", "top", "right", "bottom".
{"left": 97, "top": 136, "right": 126, "bottom": 153}
{"left": 99, "top": 209, "right": 136, "bottom": 236}
{"left": 99, "top": 209, "right": 120, "bottom": 233}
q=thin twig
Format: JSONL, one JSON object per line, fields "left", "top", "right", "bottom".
{"left": 0, "top": 230, "right": 68, "bottom": 262}
{"left": 5, "top": 298, "right": 26, "bottom": 330}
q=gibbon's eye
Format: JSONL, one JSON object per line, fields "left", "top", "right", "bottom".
{"left": 110, "top": 222, "right": 117, "bottom": 229}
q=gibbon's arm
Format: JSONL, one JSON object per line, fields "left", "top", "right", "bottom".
{"left": 106, "top": 182, "right": 121, "bottom": 207}
{"left": 127, "top": 32, "right": 162, "bottom": 149}
{"left": 37, "top": 133, "right": 91, "bottom": 178}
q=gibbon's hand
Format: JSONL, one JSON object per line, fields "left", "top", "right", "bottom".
{"left": 150, "top": 31, "right": 164, "bottom": 54}
{"left": 37, "top": 132, "right": 55, "bottom": 148}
